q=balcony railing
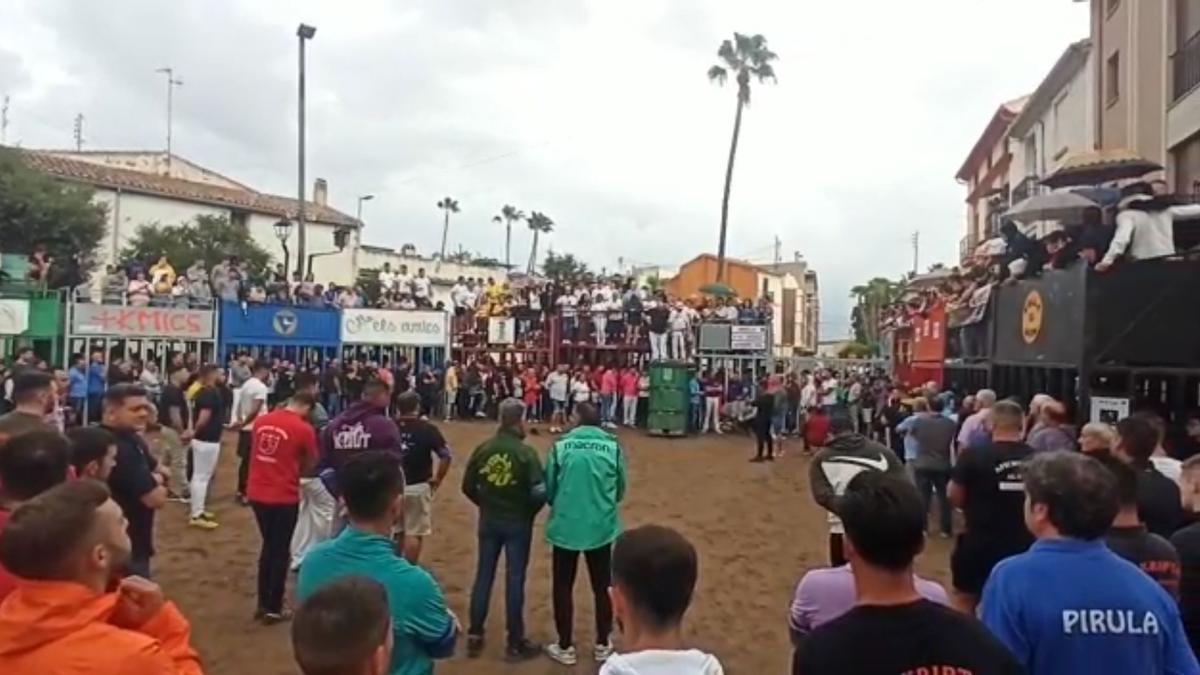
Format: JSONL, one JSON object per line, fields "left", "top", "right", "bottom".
{"left": 1173, "top": 31, "right": 1200, "bottom": 102}
{"left": 1011, "top": 175, "right": 1043, "bottom": 205}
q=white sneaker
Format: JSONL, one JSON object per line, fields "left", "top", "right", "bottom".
{"left": 545, "top": 644, "right": 577, "bottom": 666}
{"left": 594, "top": 642, "right": 614, "bottom": 662}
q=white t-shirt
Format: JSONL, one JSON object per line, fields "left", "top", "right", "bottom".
{"left": 557, "top": 295, "right": 577, "bottom": 316}
{"left": 238, "top": 376, "right": 270, "bottom": 424}
{"left": 378, "top": 270, "right": 397, "bottom": 292}
{"left": 800, "top": 383, "right": 818, "bottom": 408}
{"left": 821, "top": 379, "right": 839, "bottom": 407}
{"left": 450, "top": 283, "right": 469, "bottom": 308}
{"left": 412, "top": 276, "right": 431, "bottom": 299}
{"left": 600, "top": 650, "right": 724, "bottom": 675}
{"left": 1152, "top": 455, "right": 1183, "bottom": 484}
{"left": 571, "top": 379, "right": 591, "bottom": 403}
{"left": 546, "top": 372, "right": 570, "bottom": 401}
{"left": 669, "top": 308, "right": 691, "bottom": 331}
{"left": 395, "top": 273, "right": 414, "bottom": 295}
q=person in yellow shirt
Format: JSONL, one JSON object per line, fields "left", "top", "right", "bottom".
{"left": 149, "top": 256, "right": 176, "bottom": 295}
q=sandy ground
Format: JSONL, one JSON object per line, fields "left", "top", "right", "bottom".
{"left": 154, "top": 423, "right": 954, "bottom": 675}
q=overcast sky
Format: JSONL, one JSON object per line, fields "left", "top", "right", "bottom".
{"left": 0, "top": 0, "right": 1088, "bottom": 337}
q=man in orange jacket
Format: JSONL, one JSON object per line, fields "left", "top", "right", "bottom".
{"left": 0, "top": 480, "right": 202, "bottom": 674}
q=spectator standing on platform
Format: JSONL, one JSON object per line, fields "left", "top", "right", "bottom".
{"left": 669, "top": 301, "right": 691, "bottom": 360}
{"left": 646, "top": 298, "right": 670, "bottom": 361}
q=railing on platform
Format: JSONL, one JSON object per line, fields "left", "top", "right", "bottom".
{"left": 1173, "top": 31, "right": 1200, "bottom": 102}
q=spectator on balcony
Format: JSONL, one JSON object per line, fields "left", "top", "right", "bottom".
{"left": 715, "top": 298, "right": 738, "bottom": 323}
{"left": 246, "top": 284, "right": 268, "bottom": 304}
{"left": 188, "top": 275, "right": 213, "bottom": 308}
{"left": 1041, "top": 230, "right": 1077, "bottom": 271}
{"left": 379, "top": 262, "right": 397, "bottom": 297}
{"left": 591, "top": 283, "right": 611, "bottom": 346}
{"left": 99, "top": 265, "right": 126, "bottom": 304}
{"left": 394, "top": 264, "right": 413, "bottom": 297}
{"left": 25, "top": 244, "right": 51, "bottom": 284}
{"left": 1098, "top": 182, "right": 1200, "bottom": 272}
{"left": 148, "top": 256, "right": 175, "bottom": 293}
{"left": 413, "top": 268, "right": 432, "bottom": 308}
{"left": 126, "top": 271, "right": 153, "bottom": 306}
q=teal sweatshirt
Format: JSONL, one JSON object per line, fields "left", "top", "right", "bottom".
{"left": 544, "top": 425, "right": 626, "bottom": 551}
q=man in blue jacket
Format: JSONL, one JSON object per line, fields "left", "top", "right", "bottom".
{"left": 980, "top": 450, "right": 1199, "bottom": 675}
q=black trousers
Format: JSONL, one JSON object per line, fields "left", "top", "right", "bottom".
{"left": 829, "top": 533, "right": 846, "bottom": 566}
{"left": 754, "top": 426, "right": 774, "bottom": 459}
{"left": 237, "top": 431, "right": 252, "bottom": 496}
{"left": 251, "top": 502, "right": 299, "bottom": 613}
{"left": 552, "top": 544, "right": 613, "bottom": 649}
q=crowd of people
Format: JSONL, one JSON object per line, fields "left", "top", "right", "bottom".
{"left": 10, "top": 333, "right": 1200, "bottom": 673}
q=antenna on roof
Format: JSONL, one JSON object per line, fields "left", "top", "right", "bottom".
{"left": 73, "top": 113, "right": 84, "bottom": 151}
{"left": 155, "top": 68, "right": 183, "bottom": 173}
{"left": 1, "top": 95, "right": 9, "bottom": 145}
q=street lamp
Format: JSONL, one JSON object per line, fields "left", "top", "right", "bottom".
{"left": 356, "top": 193, "right": 375, "bottom": 221}
{"left": 296, "top": 22, "right": 316, "bottom": 278}
{"left": 274, "top": 218, "right": 293, "bottom": 278}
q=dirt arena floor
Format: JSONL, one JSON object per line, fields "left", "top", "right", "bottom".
{"left": 155, "top": 422, "right": 955, "bottom": 674}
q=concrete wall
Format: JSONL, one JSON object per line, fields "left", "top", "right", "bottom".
{"left": 1094, "top": 0, "right": 1168, "bottom": 166}
{"left": 246, "top": 213, "right": 357, "bottom": 287}
{"left": 92, "top": 188, "right": 230, "bottom": 265}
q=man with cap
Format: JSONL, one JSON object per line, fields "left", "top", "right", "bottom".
{"left": 809, "top": 407, "right": 906, "bottom": 566}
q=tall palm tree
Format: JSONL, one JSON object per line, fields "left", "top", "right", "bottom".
{"left": 436, "top": 196, "right": 459, "bottom": 270}
{"left": 492, "top": 204, "right": 524, "bottom": 269}
{"left": 849, "top": 277, "right": 899, "bottom": 350}
{"left": 525, "top": 211, "right": 554, "bottom": 274}
{"left": 707, "top": 33, "right": 778, "bottom": 283}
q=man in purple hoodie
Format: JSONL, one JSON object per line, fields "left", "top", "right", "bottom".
{"left": 319, "top": 379, "right": 402, "bottom": 494}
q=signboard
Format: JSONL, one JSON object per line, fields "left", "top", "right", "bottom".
{"left": 341, "top": 309, "right": 448, "bottom": 346}
{"left": 912, "top": 303, "right": 946, "bottom": 363}
{"left": 730, "top": 325, "right": 768, "bottom": 351}
{"left": 993, "top": 265, "right": 1085, "bottom": 366}
{"left": 0, "top": 299, "right": 30, "bottom": 335}
{"left": 1090, "top": 396, "right": 1130, "bottom": 426}
{"left": 487, "top": 317, "right": 516, "bottom": 345}
{"left": 219, "top": 302, "right": 339, "bottom": 346}
{"left": 697, "top": 324, "right": 731, "bottom": 351}
{"left": 72, "top": 304, "right": 215, "bottom": 339}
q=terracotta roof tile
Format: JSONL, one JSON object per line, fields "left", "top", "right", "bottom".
{"left": 17, "top": 149, "right": 359, "bottom": 228}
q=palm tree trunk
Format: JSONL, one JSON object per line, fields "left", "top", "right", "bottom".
{"left": 505, "top": 221, "right": 511, "bottom": 269}
{"left": 527, "top": 231, "right": 539, "bottom": 274}
{"left": 437, "top": 209, "right": 450, "bottom": 271}
{"left": 716, "top": 96, "right": 744, "bottom": 283}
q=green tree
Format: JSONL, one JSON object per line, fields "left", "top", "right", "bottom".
{"left": 526, "top": 211, "right": 554, "bottom": 274}
{"left": 707, "top": 33, "right": 778, "bottom": 283}
{"left": 120, "top": 214, "right": 272, "bottom": 278}
{"left": 0, "top": 147, "right": 107, "bottom": 270}
{"left": 491, "top": 204, "right": 524, "bottom": 269}
{"left": 849, "top": 277, "right": 900, "bottom": 353}
{"left": 542, "top": 249, "right": 589, "bottom": 283}
{"left": 838, "top": 342, "right": 873, "bottom": 359}
{"left": 436, "top": 196, "right": 460, "bottom": 267}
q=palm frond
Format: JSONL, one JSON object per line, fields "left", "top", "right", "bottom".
{"left": 717, "top": 40, "right": 739, "bottom": 69}
{"left": 733, "top": 32, "right": 754, "bottom": 58}
{"left": 707, "top": 65, "right": 728, "bottom": 85}
{"left": 751, "top": 63, "right": 777, "bottom": 83}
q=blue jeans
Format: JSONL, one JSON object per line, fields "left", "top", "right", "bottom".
{"left": 600, "top": 394, "right": 616, "bottom": 424}
{"left": 468, "top": 518, "right": 533, "bottom": 645}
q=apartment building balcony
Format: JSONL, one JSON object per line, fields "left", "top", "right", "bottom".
{"left": 1010, "top": 175, "right": 1044, "bottom": 205}
{"left": 1173, "top": 31, "right": 1200, "bottom": 103}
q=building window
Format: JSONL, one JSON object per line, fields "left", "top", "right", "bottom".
{"left": 1107, "top": 0, "right": 1120, "bottom": 18}
{"left": 1106, "top": 51, "right": 1121, "bottom": 105}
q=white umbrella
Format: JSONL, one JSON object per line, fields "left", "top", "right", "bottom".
{"left": 1004, "top": 190, "right": 1099, "bottom": 224}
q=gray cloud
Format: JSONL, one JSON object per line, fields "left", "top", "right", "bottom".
{"left": 2, "top": 0, "right": 1090, "bottom": 337}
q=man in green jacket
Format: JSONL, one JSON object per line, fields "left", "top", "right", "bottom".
{"left": 542, "top": 401, "right": 627, "bottom": 666}
{"left": 462, "top": 398, "right": 545, "bottom": 662}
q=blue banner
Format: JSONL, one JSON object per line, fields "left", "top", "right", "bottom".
{"left": 218, "top": 302, "right": 342, "bottom": 349}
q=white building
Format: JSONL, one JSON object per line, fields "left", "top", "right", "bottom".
{"left": 18, "top": 149, "right": 361, "bottom": 285}
{"left": 1007, "top": 38, "right": 1095, "bottom": 237}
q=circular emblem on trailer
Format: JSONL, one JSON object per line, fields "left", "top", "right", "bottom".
{"left": 273, "top": 309, "right": 298, "bottom": 336}
{"left": 1021, "top": 290, "right": 1043, "bottom": 345}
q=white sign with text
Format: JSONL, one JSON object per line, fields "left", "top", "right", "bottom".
{"left": 0, "top": 300, "right": 29, "bottom": 335}
{"left": 340, "top": 309, "right": 448, "bottom": 346}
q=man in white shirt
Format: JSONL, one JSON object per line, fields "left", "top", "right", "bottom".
{"left": 230, "top": 360, "right": 271, "bottom": 505}
{"left": 412, "top": 268, "right": 432, "bottom": 307}
{"left": 395, "top": 264, "right": 414, "bottom": 297}
{"left": 820, "top": 375, "right": 839, "bottom": 410}
{"left": 557, "top": 292, "right": 578, "bottom": 343}
{"left": 545, "top": 365, "right": 571, "bottom": 433}
{"left": 669, "top": 301, "right": 691, "bottom": 360}
{"left": 378, "top": 262, "right": 397, "bottom": 296}
{"left": 592, "top": 286, "right": 610, "bottom": 346}
{"left": 1098, "top": 189, "right": 1200, "bottom": 271}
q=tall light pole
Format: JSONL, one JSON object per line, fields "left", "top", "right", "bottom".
{"left": 155, "top": 68, "right": 183, "bottom": 171}
{"left": 356, "top": 194, "right": 374, "bottom": 221}
{"left": 296, "top": 23, "right": 316, "bottom": 277}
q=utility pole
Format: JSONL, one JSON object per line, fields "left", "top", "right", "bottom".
{"left": 73, "top": 114, "right": 84, "bottom": 151}
{"left": 155, "top": 68, "right": 183, "bottom": 171}
{"left": 773, "top": 235, "right": 782, "bottom": 264}
{"left": 1, "top": 95, "right": 9, "bottom": 145}
{"left": 910, "top": 230, "right": 919, "bottom": 274}
{"left": 296, "top": 23, "right": 317, "bottom": 277}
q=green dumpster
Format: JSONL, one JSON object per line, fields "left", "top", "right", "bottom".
{"left": 647, "top": 361, "right": 690, "bottom": 436}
